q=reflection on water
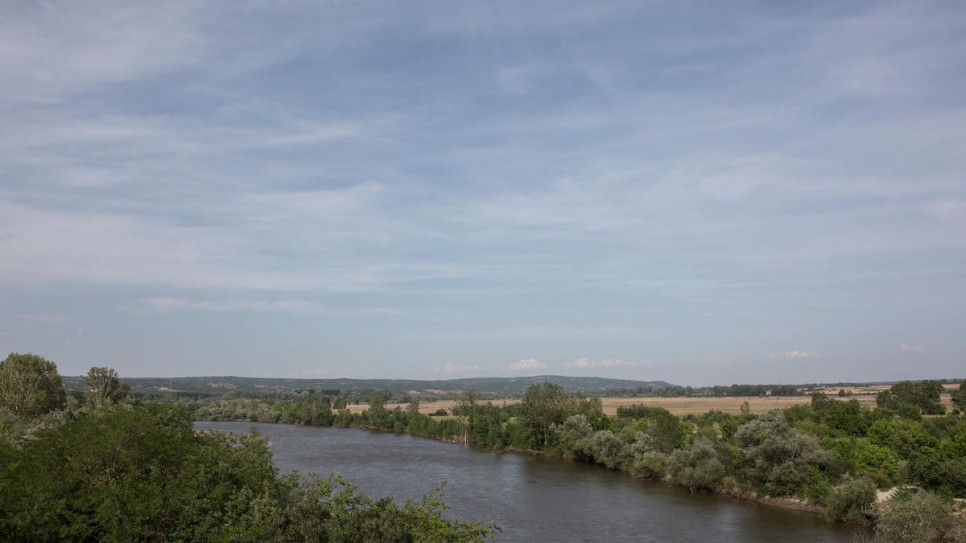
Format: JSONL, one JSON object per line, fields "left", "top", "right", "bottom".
{"left": 196, "top": 421, "right": 851, "bottom": 543}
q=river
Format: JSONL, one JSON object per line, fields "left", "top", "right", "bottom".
{"left": 195, "top": 421, "right": 853, "bottom": 542}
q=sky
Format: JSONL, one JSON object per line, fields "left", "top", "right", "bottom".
{"left": 1, "top": 1, "right": 964, "bottom": 386}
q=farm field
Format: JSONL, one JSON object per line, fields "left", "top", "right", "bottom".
{"left": 350, "top": 386, "right": 956, "bottom": 417}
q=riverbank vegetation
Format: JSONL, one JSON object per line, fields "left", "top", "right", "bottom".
{"left": 0, "top": 353, "right": 497, "bottom": 542}
{"left": 187, "top": 381, "right": 966, "bottom": 542}
{"left": 4, "top": 352, "right": 966, "bottom": 542}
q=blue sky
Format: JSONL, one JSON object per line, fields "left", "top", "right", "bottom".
{"left": 1, "top": 1, "right": 964, "bottom": 385}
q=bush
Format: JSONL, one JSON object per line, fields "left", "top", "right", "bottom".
{"left": 669, "top": 439, "right": 726, "bottom": 491}
{"left": 633, "top": 451, "right": 670, "bottom": 480}
{"left": 0, "top": 402, "right": 498, "bottom": 542}
{"left": 873, "top": 489, "right": 965, "bottom": 543}
{"left": 825, "top": 475, "right": 877, "bottom": 523}
{"left": 855, "top": 442, "right": 898, "bottom": 487}
{"left": 803, "top": 466, "right": 832, "bottom": 505}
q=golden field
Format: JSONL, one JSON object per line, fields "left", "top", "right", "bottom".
{"left": 347, "top": 385, "right": 956, "bottom": 417}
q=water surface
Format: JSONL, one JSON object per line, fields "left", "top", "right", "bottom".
{"left": 196, "top": 421, "right": 851, "bottom": 542}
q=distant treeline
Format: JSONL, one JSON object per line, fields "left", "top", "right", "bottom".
{"left": 603, "top": 383, "right": 813, "bottom": 397}
{"left": 63, "top": 373, "right": 964, "bottom": 402}
{"left": 186, "top": 378, "right": 966, "bottom": 543}
{"left": 8, "top": 352, "right": 966, "bottom": 543}
{"left": 62, "top": 374, "right": 676, "bottom": 401}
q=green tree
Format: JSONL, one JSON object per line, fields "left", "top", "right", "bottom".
{"left": 824, "top": 475, "right": 876, "bottom": 523}
{"left": 84, "top": 366, "right": 130, "bottom": 409}
{"left": 734, "top": 411, "right": 835, "bottom": 497}
{"left": 368, "top": 392, "right": 388, "bottom": 427}
{"left": 951, "top": 382, "right": 966, "bottom": 414}
{"left": 453, "top": 392, "right": 477, "bottom": 445}
{"left": 647, "top": 407, "right": 692, "bottom": 453}
{"left": 873, "top": 489, "right": 965, "bottom": 543}
{"left": 0, "top": 353, "right": 67, "bottom": 419}
{"left": 0, "top": 402, "right": 497, "bottom": 542}
{"left": 555, "top": 414, "right": 595, "bottom": 460}
{"left": 406, "top": 399, "right": 421, "bottom": 418}
{"left": 877, "top": 380, "right": 946, "bottom": 415}
{"left": 669, "top": 438, "right": 727, "bottom": 492}
{"left": 520, "top": 383, "right": 601, "bottom": 447}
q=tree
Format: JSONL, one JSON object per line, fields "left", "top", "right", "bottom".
{"left": 873, "top": 489, "right": 965, "bottom": 543}
{"left": 0, "top": 352, "right": 66, "bottom": 419}
{"left": 734, "top": 411, "right": 835, "bottom": 497}
{"left": 453, "top": 392, "right": 476, "bottom": 445}
{"left": 368, "top": 391, "right": 388, "bottom": 427}
{"left": 520, "top": 383, "right": 601, "bottom": 448}
{"left": 824, "top": 475, "right": 876, "bottom": 523}
{"left": 669, "top": 438, "right": 727, "bottom": 491}
{"left": 811, "top": 392, "right": 834, "bottom": 412}
{"left": 84, "top": 366, "right": 130, "bottom": 409}
{"left": 0, "top": 402, "right": 498, "bottom": 542}
{"left": 952, "top": 382, "right": 966, "bottom": 414}
{"left": 876, "top": 380, "right": 946, "bottom": 415}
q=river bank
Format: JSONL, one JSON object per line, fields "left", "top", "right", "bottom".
{"left": 195, "top": 420, "right": 853, "bottom": 543}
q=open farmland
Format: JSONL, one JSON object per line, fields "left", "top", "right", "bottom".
{"left": 346, "top": 396, "right": 844, "bottom": 417}
{"left": 350, "top": 386, "right": 956, "bottom": 417}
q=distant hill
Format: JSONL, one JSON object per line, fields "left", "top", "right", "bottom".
{"left": 62, "top": 374, "right": 675, "bottom": 399}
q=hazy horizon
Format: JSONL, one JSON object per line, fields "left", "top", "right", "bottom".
{"left": 2, "top": 1, "right": 964, "bottom": 385}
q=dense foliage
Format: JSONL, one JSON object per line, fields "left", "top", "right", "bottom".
{"left": 0, "top": 352, "right": 67, "bottom": 419}
{"left": 4, "top": 351, "right": 964, "bottom": 542}
{"left": 187, "top": 378, "right": 966, "bottom": 541}
{"left": 0, "top": 355, "right": 496, "bottom": 542}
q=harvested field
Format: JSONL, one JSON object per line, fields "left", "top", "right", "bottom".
{"left": 348, "top": 389, "right": 956, "bottom": 417}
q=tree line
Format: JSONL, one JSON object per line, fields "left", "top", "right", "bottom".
{"left": 190, "top": 380, "right": 966, "bottom": 542}
{"left": 0, "top": 353, "right": 497, "bottom": 542}
{"left": 5, "top": 350, "right": 966, "bottom": 542}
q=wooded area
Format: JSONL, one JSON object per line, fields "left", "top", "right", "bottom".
{"left": 4, "top": 352, "right": 966, "bottom": 542}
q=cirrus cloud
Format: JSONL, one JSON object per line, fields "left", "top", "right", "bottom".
{"left": 771, "top": 350, "right": 821, "bottom": 359}
{"left": 567, "top": 357, "right": 634, "bottom": 368}
{"left": 508, "top": 357, "right": 547, "bottom": 371}
{"left": 120, "top": 297, "right": 326, "bottom": 314}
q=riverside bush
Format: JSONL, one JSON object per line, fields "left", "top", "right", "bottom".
{"left": 825, "top": 475, "right": 877, "bottom": 523}
{"left": 872, "top": 489, "right": 965, "bottom": 543}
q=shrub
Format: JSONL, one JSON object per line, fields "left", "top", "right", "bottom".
{"left": 873, "top": 489, "right": 965, "bottom": 543}
{"left": 633, "top": 451, "right": 670, "bottom": 480}
{"left": 855, "top": 442, "right": 898, "bottom": 486}
{"left": 670, "top": 439, "right": 726, "bottom": 491}
{"left": 825, "top": 475, "right": 877, "bottom": 523}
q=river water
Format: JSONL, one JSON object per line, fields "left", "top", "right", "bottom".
{"left": 195, "top": 421, "right": 852, "bottom": 542}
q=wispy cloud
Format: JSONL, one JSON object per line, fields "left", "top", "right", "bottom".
{"left": 567, "top": 357, "right": 634, "bottom": 368}
{"left": 771, "top": 351, "right": 822, "bottom": 359}
{"left": 121, "top": 297, "right": 326, "bottom": 314}
{"left": 508, "top": 358, "right": 547, "bottom": 371}
{"left": 0, "top": 312, "right": 68, "bottom": 323}
{"left": 899, "top": 344, "right": 922, "bottom": 352}
{"left": 1, "top": 1, "right": 963, "bottom": 382}
{"left": 0, "top": 1, "right": 205, "bottom": 103}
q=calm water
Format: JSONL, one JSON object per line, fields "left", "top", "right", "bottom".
{"left": 195, "top": 421, "right": 852, "bottom": 542}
